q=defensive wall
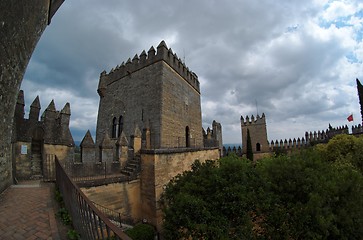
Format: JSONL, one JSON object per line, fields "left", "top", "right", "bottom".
{"left": 228, "top": 121, "right": 358, "bottom": 158}
{"left": 76, "top": 147, "right": 220, "bottom": 232}
{"left": 0, "top": 0, "right": 64, "bottom": 193}
{"left": 140, "top": 147, "right": 220, "bottom": 231}
{"left": 81, "top": 180, "right": 141, "bottom": 225}
{"left": 12, "top": 91, "right": 74, "bottom": 179}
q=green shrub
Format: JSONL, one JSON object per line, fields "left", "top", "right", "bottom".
{"left": 67, "top": 229, "right": 80, "bottom": 240}
{"left": 125, "top": 223, "right": 156, "bottom": 240}
{"left": 57, "top": 207, "right": 72, "bottom": 226}
{"left": 55, "top": 188, "right": 64, "bottom": 205}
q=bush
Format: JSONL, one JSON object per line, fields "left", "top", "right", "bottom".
{"left": 125, "top": 223, "right": 156, "bottom": 240}
{"left": 57, "top": 207, "right": 72, "bottom": 226}
{"left": 67, "top": 229, "right": 80, "bottom": 240}
{"left": 315, "top": 134, "right": 363, "bottom": 173}
{"left": 162, "top": 149, "right": 363, "bottom": 239}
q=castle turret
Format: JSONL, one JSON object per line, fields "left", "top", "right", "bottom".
{"left": 212, "top": 120, "right": 223, "bottom": 157}
{"left": 29, "top": 96, "right": 41, "bottom": 121}
{"left": 241, "top": 113, "right": 268, "bottom": 155}
{"left": 60, "top": 103, "right": 71, "bottom": 126}
{"left": 97, "top": 71, "right": 107, "bottom": 98}
{"left": 15, "top": 90, "right": 25, "bottom": 121}
{"left": 100, "top": 133, "right": 113, "bottom": 162}
{"left": 132, "top": 125, "right": 142, "bottom": 158}
{"left": 13, "top": 90, "right": 25, "bottom": 141}
{"left": 59, "top": 103, "right": 74, "bottom": 146}
{"left": 42, "top": 100, "right": 57, "bottom": 122}
{"left": 116, "top": 131, "right": 128, "bottom": 166}
{"left": 80, "top": 130, "right": 95, "bottom": 163}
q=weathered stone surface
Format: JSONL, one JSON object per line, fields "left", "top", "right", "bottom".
{"left": 0, "top": 0, "right": 64, "bottom": 192}
{"left": 241, "top": 113, "right": 269, "bottom": 154}
{"left": 140, "top": 148, "right": 220, "bottom": 230}
{"left": 81, "top": 180, "right": 141, "bottom": 224}
{"left": 95, "top": 41, "right": 203, "bottom": 153}
{"left": 12, "top": 91, "right": 74, "bottom": 179}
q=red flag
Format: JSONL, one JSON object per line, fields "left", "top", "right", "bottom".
{"left": 347, "top": 114, "right": 353, "bottom": 122}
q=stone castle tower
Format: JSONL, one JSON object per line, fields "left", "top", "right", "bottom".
{"left": 12, "top": 90, "right": 74, "bottom": 180}
{"left": 80, "top": 41, "right": 221, "bottom": 230}
{"left": 241, "top": 113, "right": 269, "bottom": 154}
{"left": 96, "top": 40, "right": 203, "bottom": 151}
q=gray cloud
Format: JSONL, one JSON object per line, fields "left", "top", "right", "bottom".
{"left": 21, "top": 0, "right": 363, "bottom": 144}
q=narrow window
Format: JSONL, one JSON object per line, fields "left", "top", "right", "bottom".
{"left": 185, "top": 126, "right": 190, "bottom": 148}
{"left": 256, "top": 143, "right": 261, "bottom": 152}
{"left": 112, "top": 117, "right": 117, "bottom": 138}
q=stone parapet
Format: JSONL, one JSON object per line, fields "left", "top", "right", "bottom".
{"left": 98, "top": 41, "right": 200, "bottom": 95}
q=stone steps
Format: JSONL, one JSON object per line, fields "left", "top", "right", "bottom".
{"left": 121, "top": 157, "right": 140, "bottom": 177}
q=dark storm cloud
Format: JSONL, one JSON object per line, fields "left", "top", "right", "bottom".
{"left": 22, "top": 0, "right": 363, "bottom": 143}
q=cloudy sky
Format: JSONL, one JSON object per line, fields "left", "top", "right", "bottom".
{"left": 22, "top": 0, "right": 363, "bottom": 144}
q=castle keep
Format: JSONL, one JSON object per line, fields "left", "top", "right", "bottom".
{"left": 12, "top": 90, "right": 74, "bottom": 180}
{"left": 80, "top": 41, "right": 222, "bottom": 230}
{"left": 96, "top": 40, "right": 203, "bottom": 151}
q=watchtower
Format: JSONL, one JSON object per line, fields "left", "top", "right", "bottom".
{"left": 241, "top": 113, "right": 269, "bottom": 154}
{"left": 95, "top": 40, "right": 203, "bottom": 150}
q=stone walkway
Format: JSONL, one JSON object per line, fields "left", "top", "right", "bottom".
{"left": 0, "top": 181, "right": 60, "bottom": 240}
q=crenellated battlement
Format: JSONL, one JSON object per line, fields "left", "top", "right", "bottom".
{"left": 98, "top": 40, "right": 200, "bottom": 95}
{"left": 240, "top": 113, "right": 266, "bottom": 125}
{"left": 352, "top": 124, "right": 363, "bottom": 135}
{"left": 305, "top": 124, "right": 348, "bottom": 143}
{"left": 268, "top": 124, "right": 351, "bottom": 152}
{"left": 14, "top": 90, "right": 74, "bottom": 146}
{"left": 269, "top": 137, "right": 306, "bottom": 150}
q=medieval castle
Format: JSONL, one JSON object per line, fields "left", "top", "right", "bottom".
{"left": 10, "top": 40, "right": 363, "bottom": 233}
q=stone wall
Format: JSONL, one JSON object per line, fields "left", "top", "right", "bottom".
{"left": 0, "top": 0, "right": 60, "bottom": 193}
{"left": 81, "top": 180, "right": 141, "bottom": 224}
{"left": 12, "top": 142, "right": 32, "bottom": 179}
{"left": 160, "top": 63, "right": 203, "bottom": 148}
{"left": 43, "top": 144, "right": 74, "bottom": 162}
{"left": 96, "top": 61, "right": 163, "bottom": 149}
{"left": 140, "top": 148, "right": 220, "bottom": 230}
{"left": 96, "top": 41, "right": 203, "bottom": 151}
{"left": 12, "top": 142, "right": 73, "bottom": 179}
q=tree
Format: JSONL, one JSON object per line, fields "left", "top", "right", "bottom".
{"left": 256, "top": 150, "right": 363, "bottom": 239}
{"left": 315, "top": 134, "right": 363, "bottom": 173}
{"left": 161, "top": 156, "right": 260, "bottom": 239}
{"left": 161, "top": 144, "right": 363, "bottom": 239}
{"left": 246, "top": 129, "right": 253, "bottom": 161}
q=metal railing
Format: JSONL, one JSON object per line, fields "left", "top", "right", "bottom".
{"left": 61, "top": 161, "right": 138, "bottom": 187}
{"left": 91, "top": 201, "right": 122, "bottom": 227}
{"left": 55, "top": 158, "right": 132, "bottom": 240}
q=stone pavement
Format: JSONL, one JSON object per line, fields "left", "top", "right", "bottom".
{"left": 0, "top": 180, "right": 61, "bottom": 240}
